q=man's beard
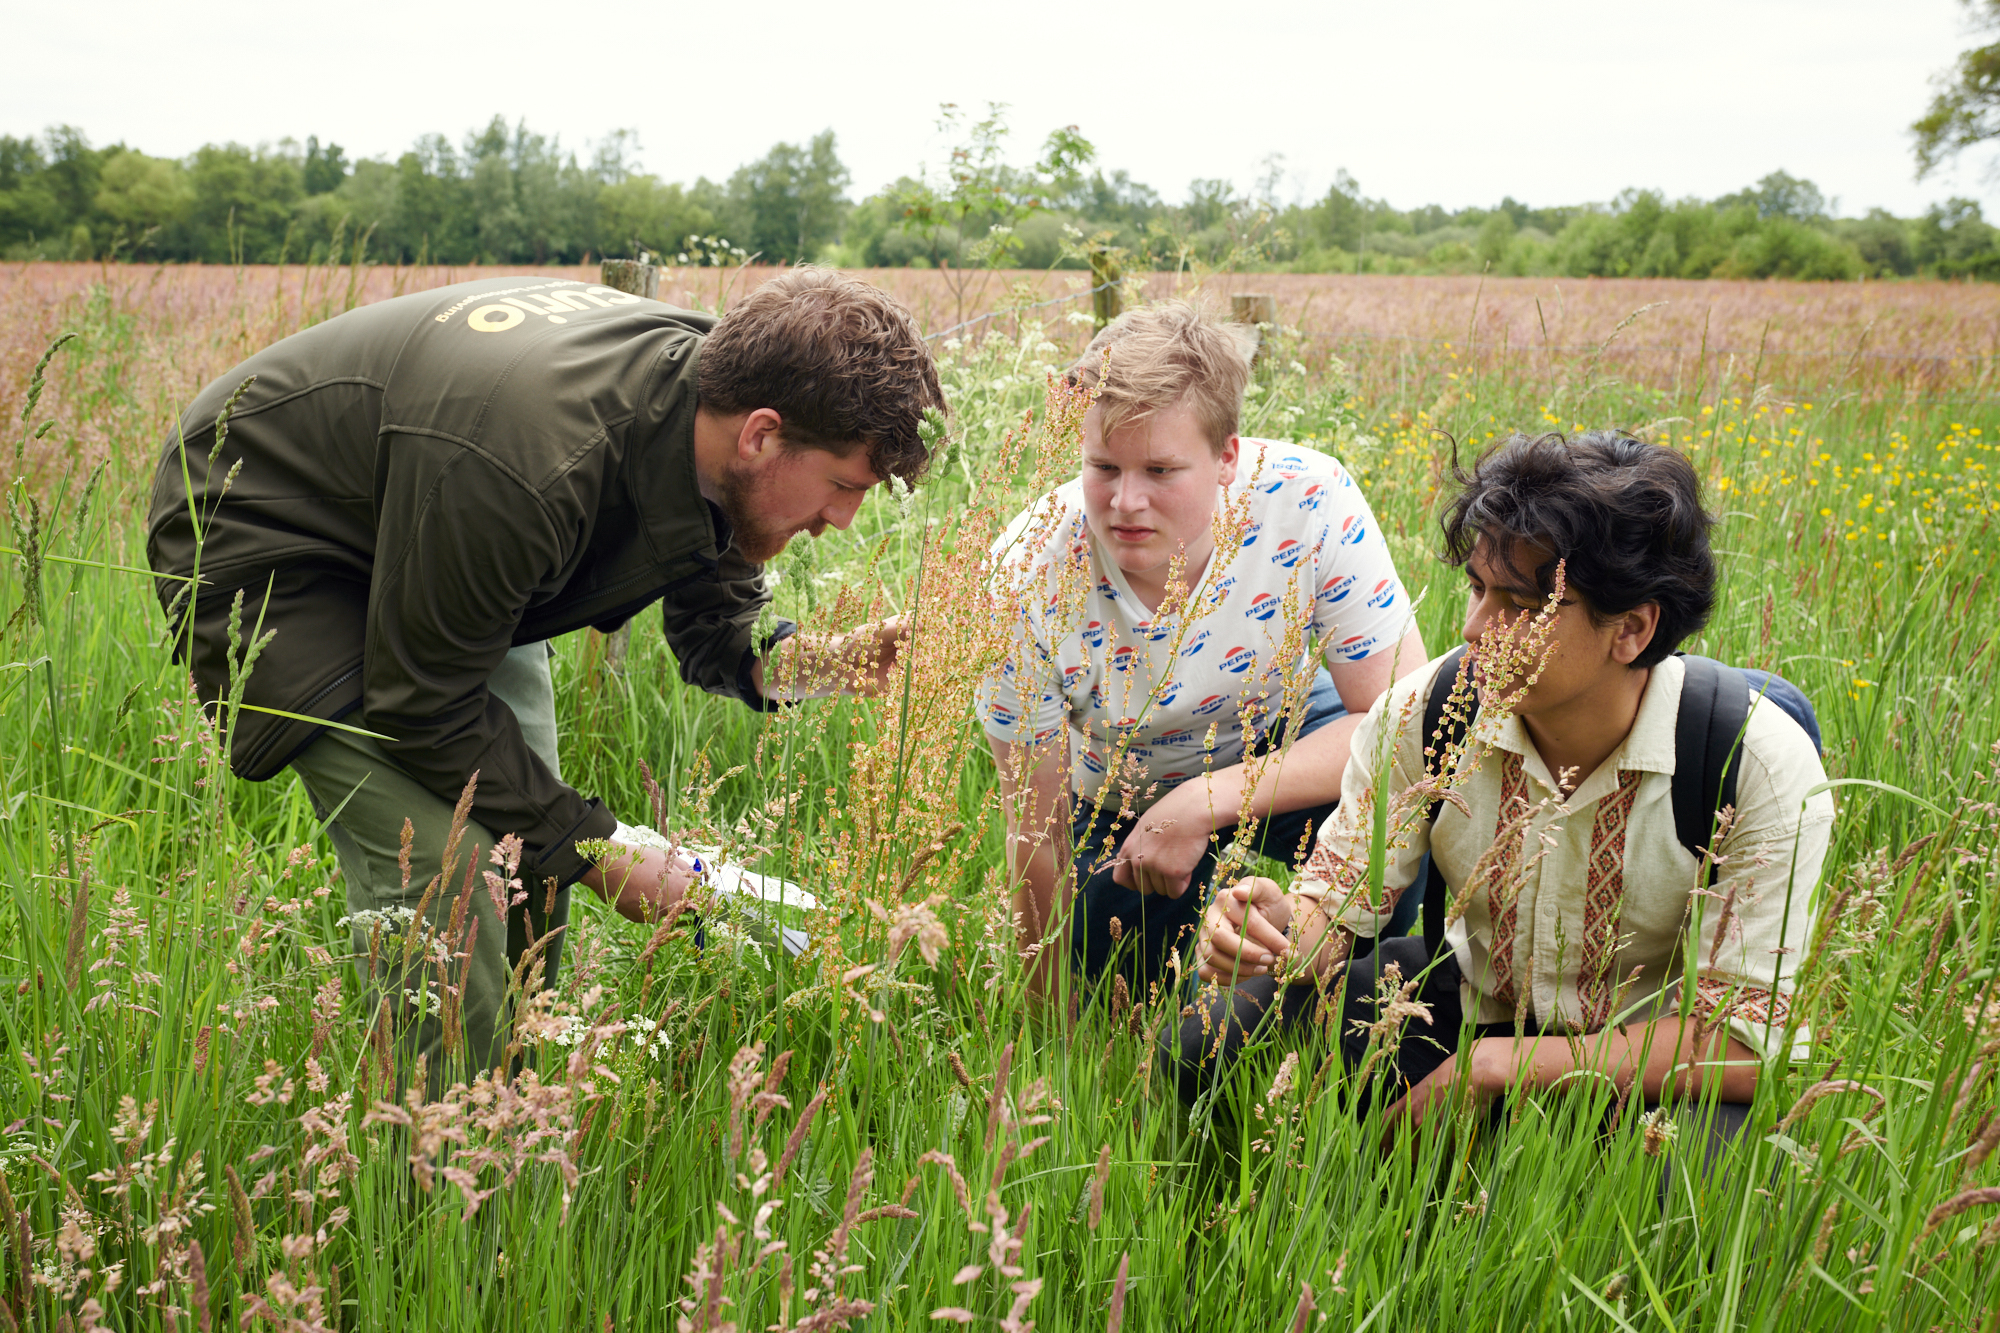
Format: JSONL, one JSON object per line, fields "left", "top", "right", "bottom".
{"left": 713, "top": 458, "right": 797, "bottom": 564}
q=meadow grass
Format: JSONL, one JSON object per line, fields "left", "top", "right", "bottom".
{"left": 0, "top": 267, "right": 1997, "bottom": 1331}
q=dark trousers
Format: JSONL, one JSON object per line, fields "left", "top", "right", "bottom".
{"left": 1069, "top": 669, "right": 1426, "bottom": 991}
{"left": 1171, "top": 935, "right": 1752, "bottom": 1166}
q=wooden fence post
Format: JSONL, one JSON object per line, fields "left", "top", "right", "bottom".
{"left": 600, "top": 258, "right": 659, "bottom": 301}
{"left": 582, "top": 258, "right": 659, "bottom": 685}
{"left": 1088, "top": 246, "right": 1124, "bottom": 331}
{"left": 1231, "top": 292, "right": 1276, "bottom": 364}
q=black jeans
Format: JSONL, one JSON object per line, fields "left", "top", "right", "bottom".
{"left": 1171, "top": 935, "right": 1752, "bottom": 1165}
{"left": 1069, "top": 668, "right": 1427, "bottom": 990}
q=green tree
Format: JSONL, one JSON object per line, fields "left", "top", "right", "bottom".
{"left": 1838, "top": 209, "right": 1916, "bottom": 275}
{"left": 894, "top": 105, "right": 1094, "bottom": 320}
{"left": 1715, "top": 170, "right": 1828, "bottom": 220}
{"left": 596, "top": 175, "right": 718, "bottom": 261}
{"left": 303, "top": 137, "right": 348, "bottom": 196}
{"left": 1303, "top": 170, "right": 1366, "bottom": 253}
{"left": 726, "top": 130, "right": 850, "bottom": 263}
{"left": 1913, "top": 197, "right": 2000, "bottom": 274}
{"left": 93, "top": 149, "right": 191, "bottom": 255}
{"left": 298, "top": 157, "right": 400, "bottom": 260}
{"left": 1717, "top": 217, "right": 1863, "bottom": 280}
{"left": 0, "top": 135, "right": 63, "bottom": 255}
{"left": 1470, "top": 211, "right": 1512, "bottom": 271}
{"left": 1915, "top": 1, "right": 2000, "bottom": 176}
{"left": 178, "top": 142, "right": 304, "bottom": 262}
{"left": 379, "top": 135, "right": 473, "bottom": 263}
{"left": 840, "top": 182, "right": 931, "bottom": 266}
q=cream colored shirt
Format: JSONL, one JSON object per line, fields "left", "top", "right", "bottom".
{"left": 1296, "top": 653, "right": 1833, "bottom": 1061}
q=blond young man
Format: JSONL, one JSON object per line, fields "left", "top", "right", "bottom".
{"left": 978, "top": 302, "right": 1426, "bottom": 1000}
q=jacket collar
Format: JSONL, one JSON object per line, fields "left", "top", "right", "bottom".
{"left": 638, "top": 339, "right": 732, "bottom": 571}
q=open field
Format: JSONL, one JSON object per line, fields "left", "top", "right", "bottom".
{"left": 7, "top": 262, "right": 2000, "bottom": 466}
{"left": 1, "top": 262, "right": 1998, "bottom": 1330}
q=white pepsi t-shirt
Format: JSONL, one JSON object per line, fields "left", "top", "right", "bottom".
{"left": 978, "top": 438, "right": 1411, "bottom": 804}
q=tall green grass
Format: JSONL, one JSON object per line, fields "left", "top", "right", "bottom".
{"left": 0, "top": 279, "right": 1996, "bottom": 1331}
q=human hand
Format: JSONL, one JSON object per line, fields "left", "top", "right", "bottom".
{"left": 1110, "top": 791, "right": 1213, "bottom": 899}
{"left": 581, "top": 842, "right": 701, "bottom": 924}
{"left": 1378, "top": 1040, "right": 1508, "bottom": 1153}
{"left": 850, "top": 614, "right": 909, "bottom": 695}
{"left": 1194, "top": 876, "right": 1293, "bottom": 984}
{"left": 764, "top": 615, "right": 908, "bottom": 699}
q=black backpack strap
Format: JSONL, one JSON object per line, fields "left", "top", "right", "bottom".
{"left": 1420, "top": 647, "right": 1472, "bottom": 958}
{"left": 1671, "top": 655, "right": 1750, "bottom": 881}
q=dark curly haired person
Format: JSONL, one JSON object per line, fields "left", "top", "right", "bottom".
{"left": 1175, "top": 431, "right": 1832, "bottom": 1157}
{"left": 147, "top": 268, "right": 944, "bottom": 1075}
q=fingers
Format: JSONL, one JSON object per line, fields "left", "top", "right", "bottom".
{"left": 1237, "top": 898, "right": 1290, "bottom": 959}
{"left": 1197, "top": 888, "right": 1280, "bottom": 982}
{"left": 1195, "top": 897, "right": 1245, "bottom": 981}
{"left": 1197, "top": 931, "right": 1257, "bottom": 984}
{"left": 1376, "top": 1065, "right": 1465, "bottom": 1156}
{"left": 1112, "top": 849, "right": 1176, "bottom": 899}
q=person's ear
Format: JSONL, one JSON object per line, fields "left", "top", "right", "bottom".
{"left": 738, "top": 408, "right": 784, "bottom": 463}
{"left": 1217, "top": 434, "right": 1241, "bottom": 488}
{"left": 1610, "top": 602, "right": 1661, "bottom": 666}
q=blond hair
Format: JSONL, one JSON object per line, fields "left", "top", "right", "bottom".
{"left": 1066, "top": 300, "right": 1255, "bottom": 453}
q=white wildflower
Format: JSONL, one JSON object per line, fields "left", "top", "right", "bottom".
{"left": 335, "top": 906, "right": 418, "bottom": 933}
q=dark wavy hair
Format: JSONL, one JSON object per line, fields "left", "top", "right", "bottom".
{"left": 1438, "top": 430, "right": 1716, "bottom": 669}
{"left": 698, "top": 266, "right": 945, "bottom": 483}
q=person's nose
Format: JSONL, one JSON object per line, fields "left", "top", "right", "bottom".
{"left": 1461, "top": 593, "right": 1493, "bottom": 646}
{"left": 823, "top": 489, "right": 865, "bottom": 531}
{"left": 1110, "top": 470, "right": 1146, "bottom": 514}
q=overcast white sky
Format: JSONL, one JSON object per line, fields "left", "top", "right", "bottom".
{"left": 7, "top": 0, "right": 1986, "bottom": 216}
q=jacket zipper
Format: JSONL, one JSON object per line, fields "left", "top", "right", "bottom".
{"left": 238, "top": 660, "right": 364, "bottom": 774}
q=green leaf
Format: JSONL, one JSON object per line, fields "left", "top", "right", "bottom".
{"left": 232, "top": 703, "right": 393, "bottom": 741}
{"left": 1803, "top": 777, "right": 1949, "bottom": 818}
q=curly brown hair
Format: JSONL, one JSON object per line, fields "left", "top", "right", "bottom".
{"left": 696, "top": 267, "right": 946, "bottom": 483}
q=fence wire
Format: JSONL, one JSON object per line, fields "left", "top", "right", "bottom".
{"left": 922, "top": 278, "right": 1121, "bottom": 342}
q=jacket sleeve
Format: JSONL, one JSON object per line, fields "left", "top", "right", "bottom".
{"left": 363, "top": 434, "right": 614, "bottom": 891}
{"left": 658, "top": 539, "right": 795, "bottom": 711}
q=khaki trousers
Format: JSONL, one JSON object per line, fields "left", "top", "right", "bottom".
{"left": 292, "top": 644, "right": 571, "bottom": 1080}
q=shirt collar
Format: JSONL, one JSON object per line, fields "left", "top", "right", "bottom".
{"left": 1479, "top": 655, "right": 1683, "bottom": 803}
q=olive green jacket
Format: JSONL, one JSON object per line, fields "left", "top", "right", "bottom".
{"left": 146, "top": 275, "right": 789, "bottom": 890}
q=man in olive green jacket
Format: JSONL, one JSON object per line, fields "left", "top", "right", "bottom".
{"left": 147, "top": 266, "right": 943, "bottom": 1075}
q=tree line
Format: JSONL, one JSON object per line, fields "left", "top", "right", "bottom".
{"left": 3, "top": 107, "right": 1997, "bottom": 281}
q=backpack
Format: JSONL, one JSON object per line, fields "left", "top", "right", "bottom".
{"left": 1416, "top": 646, "right": 1820, "bottom": 957}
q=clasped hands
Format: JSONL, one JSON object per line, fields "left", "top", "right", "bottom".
{"left": 1191, "top": 874, "right": 1508, "bottom": 1148}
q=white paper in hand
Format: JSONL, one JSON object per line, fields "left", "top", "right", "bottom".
{"left": 612, "top": 822, "right": 815, "bottom": 957}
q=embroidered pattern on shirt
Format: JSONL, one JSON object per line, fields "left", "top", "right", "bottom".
{"left": 1577, "top": 769, "right": 1643, "bottom": 1029}
{"left": 1485, "top": 751, "right": 1531, "bottom": 1008}
{"left": 1692, "top": 976, "right": 1791, "bottom": 1029}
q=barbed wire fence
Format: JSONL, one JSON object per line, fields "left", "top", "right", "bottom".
{"left": 920, "top": 278, "right": 1122, "bottom": 343}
